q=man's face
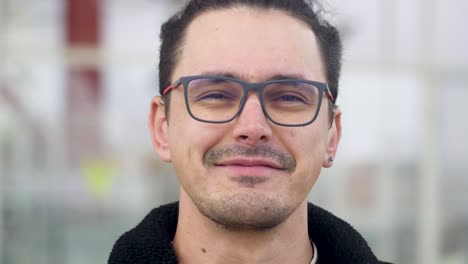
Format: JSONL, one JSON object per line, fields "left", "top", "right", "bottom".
{"left": 150, "top": 7, "right": 341, "bottom": 230}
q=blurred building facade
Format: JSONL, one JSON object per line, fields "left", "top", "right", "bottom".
{"left": 0, "top": 0, "right": 467, "bottom": 263}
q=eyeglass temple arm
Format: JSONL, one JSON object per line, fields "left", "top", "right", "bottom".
{"left": 162, "top": 80, "right": 182, "bottom": 96}
{"left": 325, "top": 85, "right": 335, "bottom": 103}
{"left": 162, "top": 85, "right": 174, "bottom": 96}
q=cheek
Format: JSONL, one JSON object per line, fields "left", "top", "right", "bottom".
{"left": 169, "top": 121, "right": 229, "bottom": 196}
{"left": 285, "top": 125, "right": 328, "bottom": 160}
{"left": 282, "top": 125, "right": 328, "bottom": 183}
{"left": 295, "top": 135, "right": 326, "bottom": 195}
{"left": 167, "top": 108, "right": 226, "bottom": 174}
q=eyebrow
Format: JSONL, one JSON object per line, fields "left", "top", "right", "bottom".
{"left": 198, "top": 71, "right": 309, "bottom": 82}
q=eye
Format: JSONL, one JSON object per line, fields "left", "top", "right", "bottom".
{"left": 188, "top": 78, "right": 243, "bottom": 103}
{"left": 196, "top": 90, "right": 237, "bottom": 101}
{"left": 268, "top": 92, "right": 308, "bottom": 104}
{"left": 277, "top": 94, "right": 306, "bottom": 103}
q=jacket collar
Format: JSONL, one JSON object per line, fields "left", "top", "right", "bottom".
{"left": 109, "top": 202, "right": 388, "bottom": 264}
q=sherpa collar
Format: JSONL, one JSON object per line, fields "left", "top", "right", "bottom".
{"left": 109, "top": 202, "right": 391, "bottom": 264}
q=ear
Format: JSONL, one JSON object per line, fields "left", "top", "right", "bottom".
{"left": 323, "top": 106, "right": 342, "bottom": 168}
{"left": 148, "top": 96, "right": 171, "bottom": 162}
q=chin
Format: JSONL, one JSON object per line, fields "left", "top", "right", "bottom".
{"left": 194, "top": 192, "right": 295, "bottom": 231}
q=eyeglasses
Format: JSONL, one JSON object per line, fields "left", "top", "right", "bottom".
{"left": 162, "top": 75, "right": 334, "bottom": 127}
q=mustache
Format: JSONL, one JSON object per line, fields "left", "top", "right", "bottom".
{"left": 203, "top": 144, "right": 296, "bottom": 173}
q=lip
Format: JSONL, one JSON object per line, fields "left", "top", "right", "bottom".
{"left": 215, "top": 158, "right": 284, "bottom": 170}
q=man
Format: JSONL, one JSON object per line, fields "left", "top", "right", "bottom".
{"left": 109, "top": 0, "right": 391, "bottom": 263}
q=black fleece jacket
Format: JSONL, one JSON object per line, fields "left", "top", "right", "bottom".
{"left": 109, "top": 202, "right": 392, "bottom": 264}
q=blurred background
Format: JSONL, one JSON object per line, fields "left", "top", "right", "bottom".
{"left": 0, "top": 0, "right": 467, "bottom": 263}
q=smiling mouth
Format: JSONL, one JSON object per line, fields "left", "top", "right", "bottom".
{"left": 213, "top": 158, "right": 285, "bottom": 183}
{"left": 215, "top": 158, "right": 284, "bottom": 170}
{"left": 203, "top": 144, "right": 297, "bottom": 174}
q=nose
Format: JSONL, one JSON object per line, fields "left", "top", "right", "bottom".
{"left": 232, "top": 93, "right": 273, "bottom": 146}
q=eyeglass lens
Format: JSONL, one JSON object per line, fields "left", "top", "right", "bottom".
{"left": 186, "top": 77, "right": 321, "bottom": 125}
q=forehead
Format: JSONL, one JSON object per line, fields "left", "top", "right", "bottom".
{"left": 173, "top": 7, "right": 325, "bottom": 82}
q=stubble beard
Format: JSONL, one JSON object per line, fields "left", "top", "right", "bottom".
{"left": 192, "top": 144, "right": 297, "bottom": 231}
{"left": 195, "top": 193, "right": 294, "bottom": 231}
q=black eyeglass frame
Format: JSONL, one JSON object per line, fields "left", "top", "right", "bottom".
{"left": 162, "top": 75, "right": 335, "bottom": 127}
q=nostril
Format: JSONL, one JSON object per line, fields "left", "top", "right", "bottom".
{"left": 239, "top": 134, "right": 267, "bottom": 142}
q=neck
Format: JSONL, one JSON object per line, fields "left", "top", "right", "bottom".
{"left": 173, "top": 189, "right": 313, "bottom": 264}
